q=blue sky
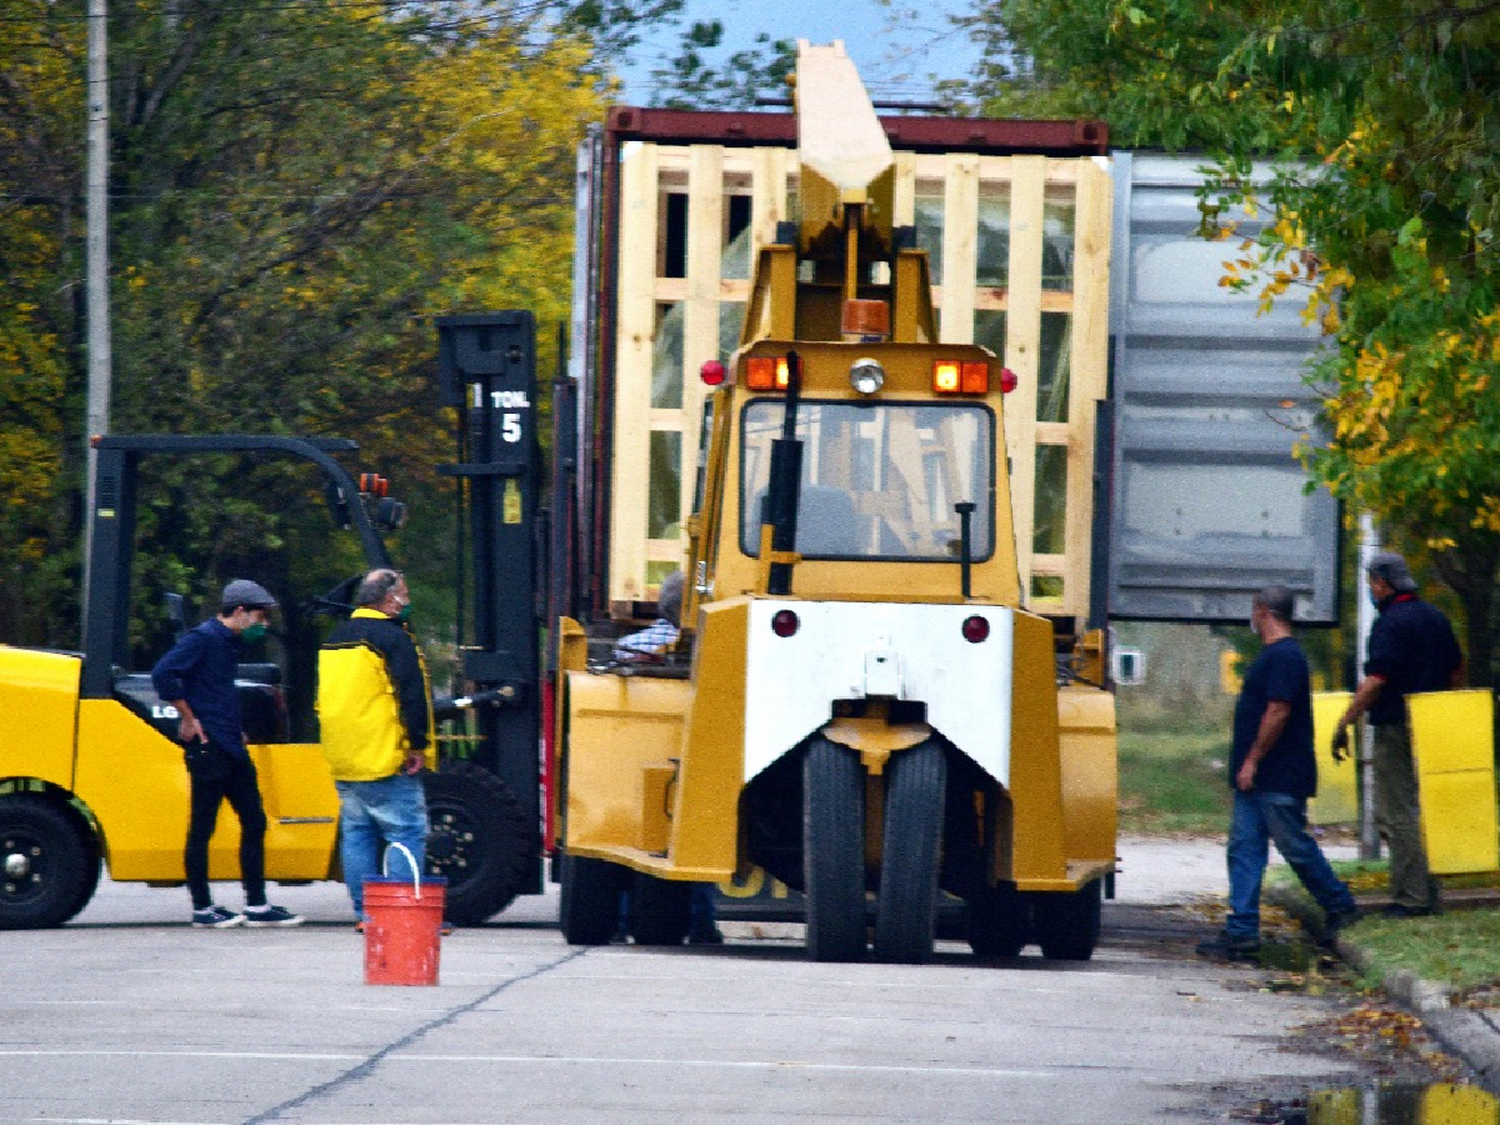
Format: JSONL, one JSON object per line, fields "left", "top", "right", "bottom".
{"left": 611, "top": 0, "right": 985, "bottom": 105}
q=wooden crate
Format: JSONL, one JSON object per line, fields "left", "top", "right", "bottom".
{"left": 607, "top": 139, "right": 1111, "bottom": 622}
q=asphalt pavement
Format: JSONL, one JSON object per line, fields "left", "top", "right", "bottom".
{"left": 61, "top": 832, "right": 1500, "bottom": 1099}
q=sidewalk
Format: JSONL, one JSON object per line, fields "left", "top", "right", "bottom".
{"left": 1172, "top": 834, "right": 1500, "bottom": 1094}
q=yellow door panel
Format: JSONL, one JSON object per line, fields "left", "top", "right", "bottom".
{"left": 1309, "top": 692, "right": 1357, "bottom": 825}
{"left": 1410, "top": 689, "right": 1498, "bottom": 876}
{"left": 75, "top": 700, "right": 338, "bottom": 883}
{"left": 0, "top": 646, "right": 81, "bottom": 788}
{"left": 563, "top": 673, "right": 691, "bottom": 854}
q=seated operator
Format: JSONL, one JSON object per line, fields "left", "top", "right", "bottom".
{"left": 613, "top": 571, "right": 684, "bottom": 663}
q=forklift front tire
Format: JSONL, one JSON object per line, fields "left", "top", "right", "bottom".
{"left": 0, "top": 795, "right": 96, "bottom": 930}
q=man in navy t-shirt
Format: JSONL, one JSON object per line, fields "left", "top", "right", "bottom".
{"left": 1332, "top": 552, "right": 1463, "bottom": 916}
{"left": 1197, "top": 586, "right": 1358, "bottom": 960}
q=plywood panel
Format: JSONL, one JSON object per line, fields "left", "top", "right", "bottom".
{"left": 679, "top": 146, "right": 725, "bottom": 557}
{"left": 1005, "top": 155, "right": 1045, "bottom": 601}
{"left": 1063, "top": 157, "right": 1113, "bottom": 619}
{"left": 939, "top": 153, "right": 979, "bottom": 344}
{"left": 609, "top": 141, "right": 659, "bottom": 606}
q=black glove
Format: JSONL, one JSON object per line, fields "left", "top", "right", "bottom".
{"left": 1331, "top": 726, "right": 1350, "bottom": 762}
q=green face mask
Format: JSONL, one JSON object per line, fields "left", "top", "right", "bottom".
{"left": 396, "top": 602, "right": 412, "bottom": 623}
{"left": 241, "top": 622, "right": 268, "bottom": 642}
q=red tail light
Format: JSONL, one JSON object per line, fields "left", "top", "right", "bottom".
{"left": 771, "top": 609, "right": 800, "bottom": 637}
{"left": 962, "top": 615, "right": 990, "bottom": 643}
{"left": 700, "top": 360, "right": 726, "bottom": 386}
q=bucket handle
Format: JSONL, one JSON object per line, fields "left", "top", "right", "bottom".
{"left": 382, "top": 842, "right": 422, "bottom": 900}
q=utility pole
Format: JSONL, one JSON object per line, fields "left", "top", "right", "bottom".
{"left": 83, "top": 0, "right": 111, "bottom": 624}
{"left": 1357, "top": 512, "right": 1381, "bottom": 860}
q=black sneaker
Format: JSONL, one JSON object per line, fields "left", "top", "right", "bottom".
{"left": 1195, "top": 931, "right": 1260, "bottom": 961}
{"left": 1381, "top": 903, "right": 1434, "bottom": 919}
{"left": 243, "top": 904, "right": 305, "bottom": 927}
{"left": 1326, "top": 907, "right": 1361, "bottom": 932}
{"left": 688, "top": 925, "right": 725, "bottom": 945}
{"left": 192, "top": 905, "right": 245, "bottom": 929}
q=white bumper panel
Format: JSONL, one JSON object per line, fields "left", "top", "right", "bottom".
{"left": 742, "top": 600, "right": 1014, "bottom": 785}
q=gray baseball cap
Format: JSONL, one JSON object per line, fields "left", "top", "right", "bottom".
{"left": 1367, "top": 552, "right": 1418, "bottom": 593}
{"left": 221, "top": 579, "right": 278, "bottom": 610}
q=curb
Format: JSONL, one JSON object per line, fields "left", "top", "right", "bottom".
{"left": 1269, "top": 886, "right": 1500, "bottom": 1091}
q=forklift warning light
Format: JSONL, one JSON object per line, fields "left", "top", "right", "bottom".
{"left": 933, "top": 361, "right": 990, "bottom": 395}
{"left": 746, "top": 356, "right": 790, "bottom": 391}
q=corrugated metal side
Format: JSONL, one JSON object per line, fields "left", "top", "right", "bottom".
{"left": 1108, "top": 152, "right": 1339, "bottom": 624}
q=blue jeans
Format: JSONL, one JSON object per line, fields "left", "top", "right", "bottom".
{"left": 1226, "top": 789, "right": 1356, "bottom": 939}
{"left": 335, "top": 774, "right": 428, "bottom": 919}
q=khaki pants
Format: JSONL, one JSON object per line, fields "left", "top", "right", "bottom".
{"left": 1372, "top": 722, "right": 1442, "bottom": 910}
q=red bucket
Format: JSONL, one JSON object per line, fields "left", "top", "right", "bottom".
{"left": 363, "top": 845, "right": 446, "bottom": 986}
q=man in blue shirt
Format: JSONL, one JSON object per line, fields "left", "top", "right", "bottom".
{"left": 1332, "top": 552, "right": 1464, "bottom": 916}
{"left": 1197, "top": 586, "right": 1358, "bottom": 960}
{"left": 151, "top": 579, "right": 304, "bottom": 928}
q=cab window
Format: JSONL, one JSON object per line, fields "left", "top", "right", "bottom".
{"left": 739, "top": 400, "right": 995, "bottom": 561}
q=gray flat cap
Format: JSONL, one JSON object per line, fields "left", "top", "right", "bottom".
{"left": 1367, "top": 552, "right": 1418, "bottom": 593}
{"left": 221, "top": 578, "right": 278, "bottom": 609}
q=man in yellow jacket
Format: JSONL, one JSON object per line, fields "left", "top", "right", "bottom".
{"left": 317, "top": 568, "right": 436, "bottom": 925}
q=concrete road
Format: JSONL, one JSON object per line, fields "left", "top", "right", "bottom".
{"left": 0, "top": 842, "right": 1383, "bottom": 1125}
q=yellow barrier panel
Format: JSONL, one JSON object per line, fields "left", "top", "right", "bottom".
{"left": 1410, "top": 689, "right": 1499, "bottom": 876}
{"left": 1309, "top": 692, "right": 1357, "bottom": 826}
{"left": 1419, "top": 1082, "right": 1500, "bottom": 1125}
{"left": 1307, "top": 1086, "right": 1358, "bottom": 1125}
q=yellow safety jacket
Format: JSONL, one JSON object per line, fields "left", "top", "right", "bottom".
{"left": 317, "top": 608, "right": 436, "bottom": 781}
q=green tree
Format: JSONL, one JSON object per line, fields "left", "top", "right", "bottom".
{"left": 0, "top": 0, "right": 619, "bottom": 719}
{"left": 648, "top": 20, "right": 796, "bottom": 109}
{"left": 958, "top": 0, "right": 1500, "bottom": 683}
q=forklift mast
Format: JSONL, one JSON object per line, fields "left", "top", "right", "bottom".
{"left": 81, "top": 434, "right": 390, "bottom": 700}
{"left": 437, "top": 312, "right": 544, "bottom": 897}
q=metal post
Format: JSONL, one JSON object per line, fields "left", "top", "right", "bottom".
{"left": 82, "top": 0, "right": 111, "bottom": 628}
{"left": 1357, "top": 512, "right": 1381, "bottom": 860}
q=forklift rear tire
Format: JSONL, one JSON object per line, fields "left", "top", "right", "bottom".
{"left": 803, "top": 737, "right": 866, "bottom": 963}
{"left": 1031, "top": 878, "right": 1103, "bottom": 961}
{"left": 630, "top": 872, "right": 691, "bottom": 945}
{"left": 873, "top": 740, "right": 946, "bottom": 964}
{"left": 560, "top": 853, "right": 626, "bottom": 945}
{"left": 0, "top": 795, "right": 94, "bottom": 930}
{"left": 424, "top": 760, "right": 532, "bottom": 925}
{"left": 963, "top": 881, "right": 1029, "bottom": 958}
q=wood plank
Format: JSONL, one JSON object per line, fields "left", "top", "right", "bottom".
{"left": 939, "top": 153, "right": 979, "bottom": 344}
{"left": 681, "top": 146, "right": 725, "bottom": 554}
{"left": 1064, "top": 156, "right": 1114, "bottom": 620}
{"left": 893, "top": 149, "right": 916, "bottom": 227}
{"left": 609, "top": 141, "right": 659, "bottom": 605}
{"left": 1005, "top": 155, "right": 1046, "bottom": 603}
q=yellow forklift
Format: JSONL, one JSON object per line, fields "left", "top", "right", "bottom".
{"left": 552, "top": 43, "right": 1117, "bottom": 963}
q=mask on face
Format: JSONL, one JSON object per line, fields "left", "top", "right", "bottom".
{"left": 241, "top": 621, "right": 268, "bottom": 642}
{"left": 395, "top": 598, "right": 412, "bottom": 623}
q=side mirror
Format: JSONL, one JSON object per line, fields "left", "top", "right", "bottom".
{"left": 165, "top": 592, "right": 188, "bottom": 642}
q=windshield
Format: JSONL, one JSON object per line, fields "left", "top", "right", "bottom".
{"left": 739, "top": 400, "right": 995, "bottom": 562}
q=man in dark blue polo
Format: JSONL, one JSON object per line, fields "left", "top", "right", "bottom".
{"left": 152, "top": 579, "right": 303, "bottom": 928}
{"left": 1198, "top": 585, "right": 1358, "bottom": 960}
{"left": 1333, "top": 552, "right": 1464, "bottom": 917}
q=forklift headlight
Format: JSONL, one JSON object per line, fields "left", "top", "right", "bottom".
{"left": 849, "top": 358, "right": 885, "bottom": 396}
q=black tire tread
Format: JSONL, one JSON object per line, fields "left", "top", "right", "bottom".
{"left": 873, "top": 741, "right": 946, "bottom": 964}
{"left": 1031, "top": 879, "right": 1103, "bottom": 961}
{"left": 803, "top": 738, "right": 866, "bottom": 963}
{"left": 423, "top": 760, "right": 533, "bottom": 926}
{"left": 0, "top": 794, "right": 93, "bottom": 930}
{"left": 630, "top": 872, "right": 692, "bottom": 945}
{"left": 560, "top": 853, "right": 625, "bottom": 945}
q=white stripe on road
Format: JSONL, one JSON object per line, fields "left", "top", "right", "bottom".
{"left": 2, "top": 1047, "right": 1087, "bottom": 1078}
